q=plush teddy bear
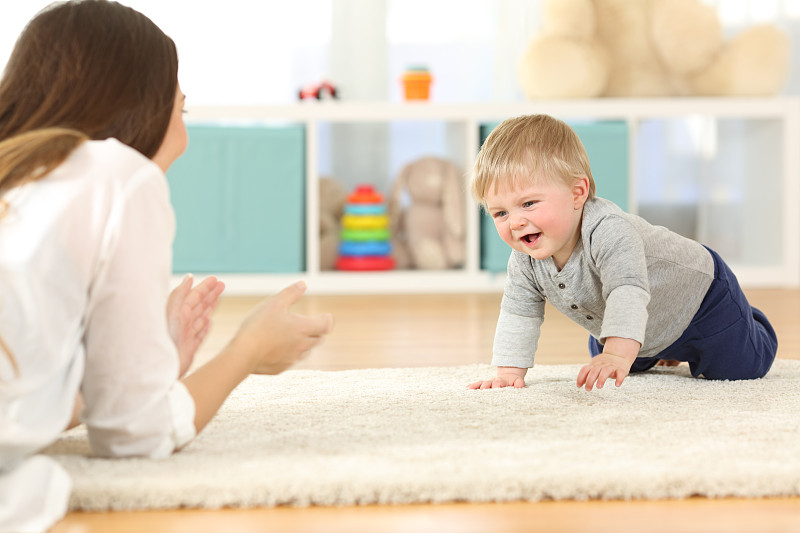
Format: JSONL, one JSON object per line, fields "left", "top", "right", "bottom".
{"left": 388, "top": 157, "right": 466, "bottom": 270}
{"left": 319, "top": 176, "right": 347, "bottom": 271}
{"left": 518, "top": 0, "right": 791, "bottom": 98}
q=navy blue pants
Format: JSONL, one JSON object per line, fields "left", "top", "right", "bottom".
{"left": 589, "top": 248, "right": 778, "bottom": 380}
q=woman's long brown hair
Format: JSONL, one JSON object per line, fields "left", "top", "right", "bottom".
{"left": 0, "top": 0, "right": 179, "bottom": 157}
{"left": 0, "top": 0, "right": 180, "bottom": 376}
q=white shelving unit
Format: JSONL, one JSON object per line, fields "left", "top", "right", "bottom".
{"left": 183, "top": 97, "right": 800, "bottom": 294}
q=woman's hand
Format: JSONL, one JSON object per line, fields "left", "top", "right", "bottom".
{"left": 181, "top": 281, "right": 333, "bottom": 434}
{"left": 233, "top": 281, "right": 333, "bottom": 375}
{"left": 167, "top": 274, "right": 225, "bottom": 377}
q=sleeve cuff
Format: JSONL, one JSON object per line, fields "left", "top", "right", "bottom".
{"left": 491, "top": 354, "right": 536, "bottom": 369}
{"left": 148, "top": 382, "right": 196, "bottom": 459}
{"left": 600, "top": 285, "right": 650, "bottom": 345}
{"left": 490, "top": 309, "right": 542, "bottom": 369}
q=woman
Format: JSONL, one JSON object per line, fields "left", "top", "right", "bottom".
{"left": 0, "top": 2, "right": 332, "bottom": 530}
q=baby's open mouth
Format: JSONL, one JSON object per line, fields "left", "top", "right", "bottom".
{"left": 521, "top": 233, "right": 541, "bottom": 245}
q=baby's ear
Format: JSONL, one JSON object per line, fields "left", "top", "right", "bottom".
{"left": 572, "top": 176, "right": 590, "bottom": 209}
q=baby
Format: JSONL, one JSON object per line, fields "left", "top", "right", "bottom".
{"left": 468, "top": 114, "right": 777, "bottom": 391}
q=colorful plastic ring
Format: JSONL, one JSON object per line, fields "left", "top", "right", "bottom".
{"left": 345, "top": 204, "right": 386, "bottom": 215}
{"left": 339, "top": 241, "right": 392, "bottom": 256}
{"left": 341, "top": 214, "right": 389, "bottom": 230}
{"left": 347, "top": 185, "right": 384, "bottom": 204}
{"left": 336, "top": 256, "right": 396, "bottom": 271}
{"left": 340, "top": 228, "right": 390, "bottom": 242}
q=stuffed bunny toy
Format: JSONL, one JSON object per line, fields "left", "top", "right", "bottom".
{"left": 388, "top": 157, "right": 465, "bottom": 270}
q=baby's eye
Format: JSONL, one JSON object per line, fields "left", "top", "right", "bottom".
{"left": 492, "top": 210, "right": 507, "bottom": 219}
{"left": 522, "top": 201, "right": 536, "bottom": 208}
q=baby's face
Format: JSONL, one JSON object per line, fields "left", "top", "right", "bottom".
{"left": 485, "top": 177, "right": 586, "bottom": 270}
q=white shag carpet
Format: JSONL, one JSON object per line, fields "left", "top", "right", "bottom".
{"left": 44, "top": 360, "right": 800, "bottom": 511}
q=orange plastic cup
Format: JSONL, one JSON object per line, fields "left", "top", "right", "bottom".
{"left": 402, "top": 68, "right": 432, "bottom": 101}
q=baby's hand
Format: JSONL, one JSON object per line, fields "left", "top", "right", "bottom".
{"left": 468, "top": 367, "right": 527, "bottom": 389}
{"left": 576, "top": 352, "right": 632, "bottom": 391}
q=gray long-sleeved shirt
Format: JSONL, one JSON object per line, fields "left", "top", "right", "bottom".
{"left": 492, "top": 197, "right": 714, "bottom": 368}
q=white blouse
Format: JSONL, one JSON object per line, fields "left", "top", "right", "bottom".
{"left": 0, "top": 139, "right": 196, "bottom": 531}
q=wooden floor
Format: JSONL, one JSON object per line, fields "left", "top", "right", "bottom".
{"left": 53, "top": 288, "right": 800, "bottom": 533}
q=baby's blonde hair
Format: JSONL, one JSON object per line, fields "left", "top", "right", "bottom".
{"left": 471, "top": 114, "right": 596, "bottom": 205}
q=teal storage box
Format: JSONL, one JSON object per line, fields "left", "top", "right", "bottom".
{"left": 478, "top": 121, "right": 629, "bottom": 273}
{"left": 166, "top": 125, "right": 305, "bottom": 273}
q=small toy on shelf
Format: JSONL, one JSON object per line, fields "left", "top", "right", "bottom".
{"left": 401, "top": 66, "right": 432, "bottom": 101}
{"left": 299, "top": 80, "right": 338, "bottom": 100}
{"left": 336, "top": 185, "right": 395, "bottom": 271}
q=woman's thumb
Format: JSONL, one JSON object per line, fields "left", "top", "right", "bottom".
{"left": 277, "top": 281, "right": 307, "bottom": 307}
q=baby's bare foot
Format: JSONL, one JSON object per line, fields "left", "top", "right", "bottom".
{"left": 656, "top": 359, "right": 681, "bottom": 367}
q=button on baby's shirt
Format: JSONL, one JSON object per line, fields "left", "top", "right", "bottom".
{"left": 570, "top": 304, "right": 578, "bottom": 309}
{"left": 558, "top": 283, "right": 566, "bottom": 289}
